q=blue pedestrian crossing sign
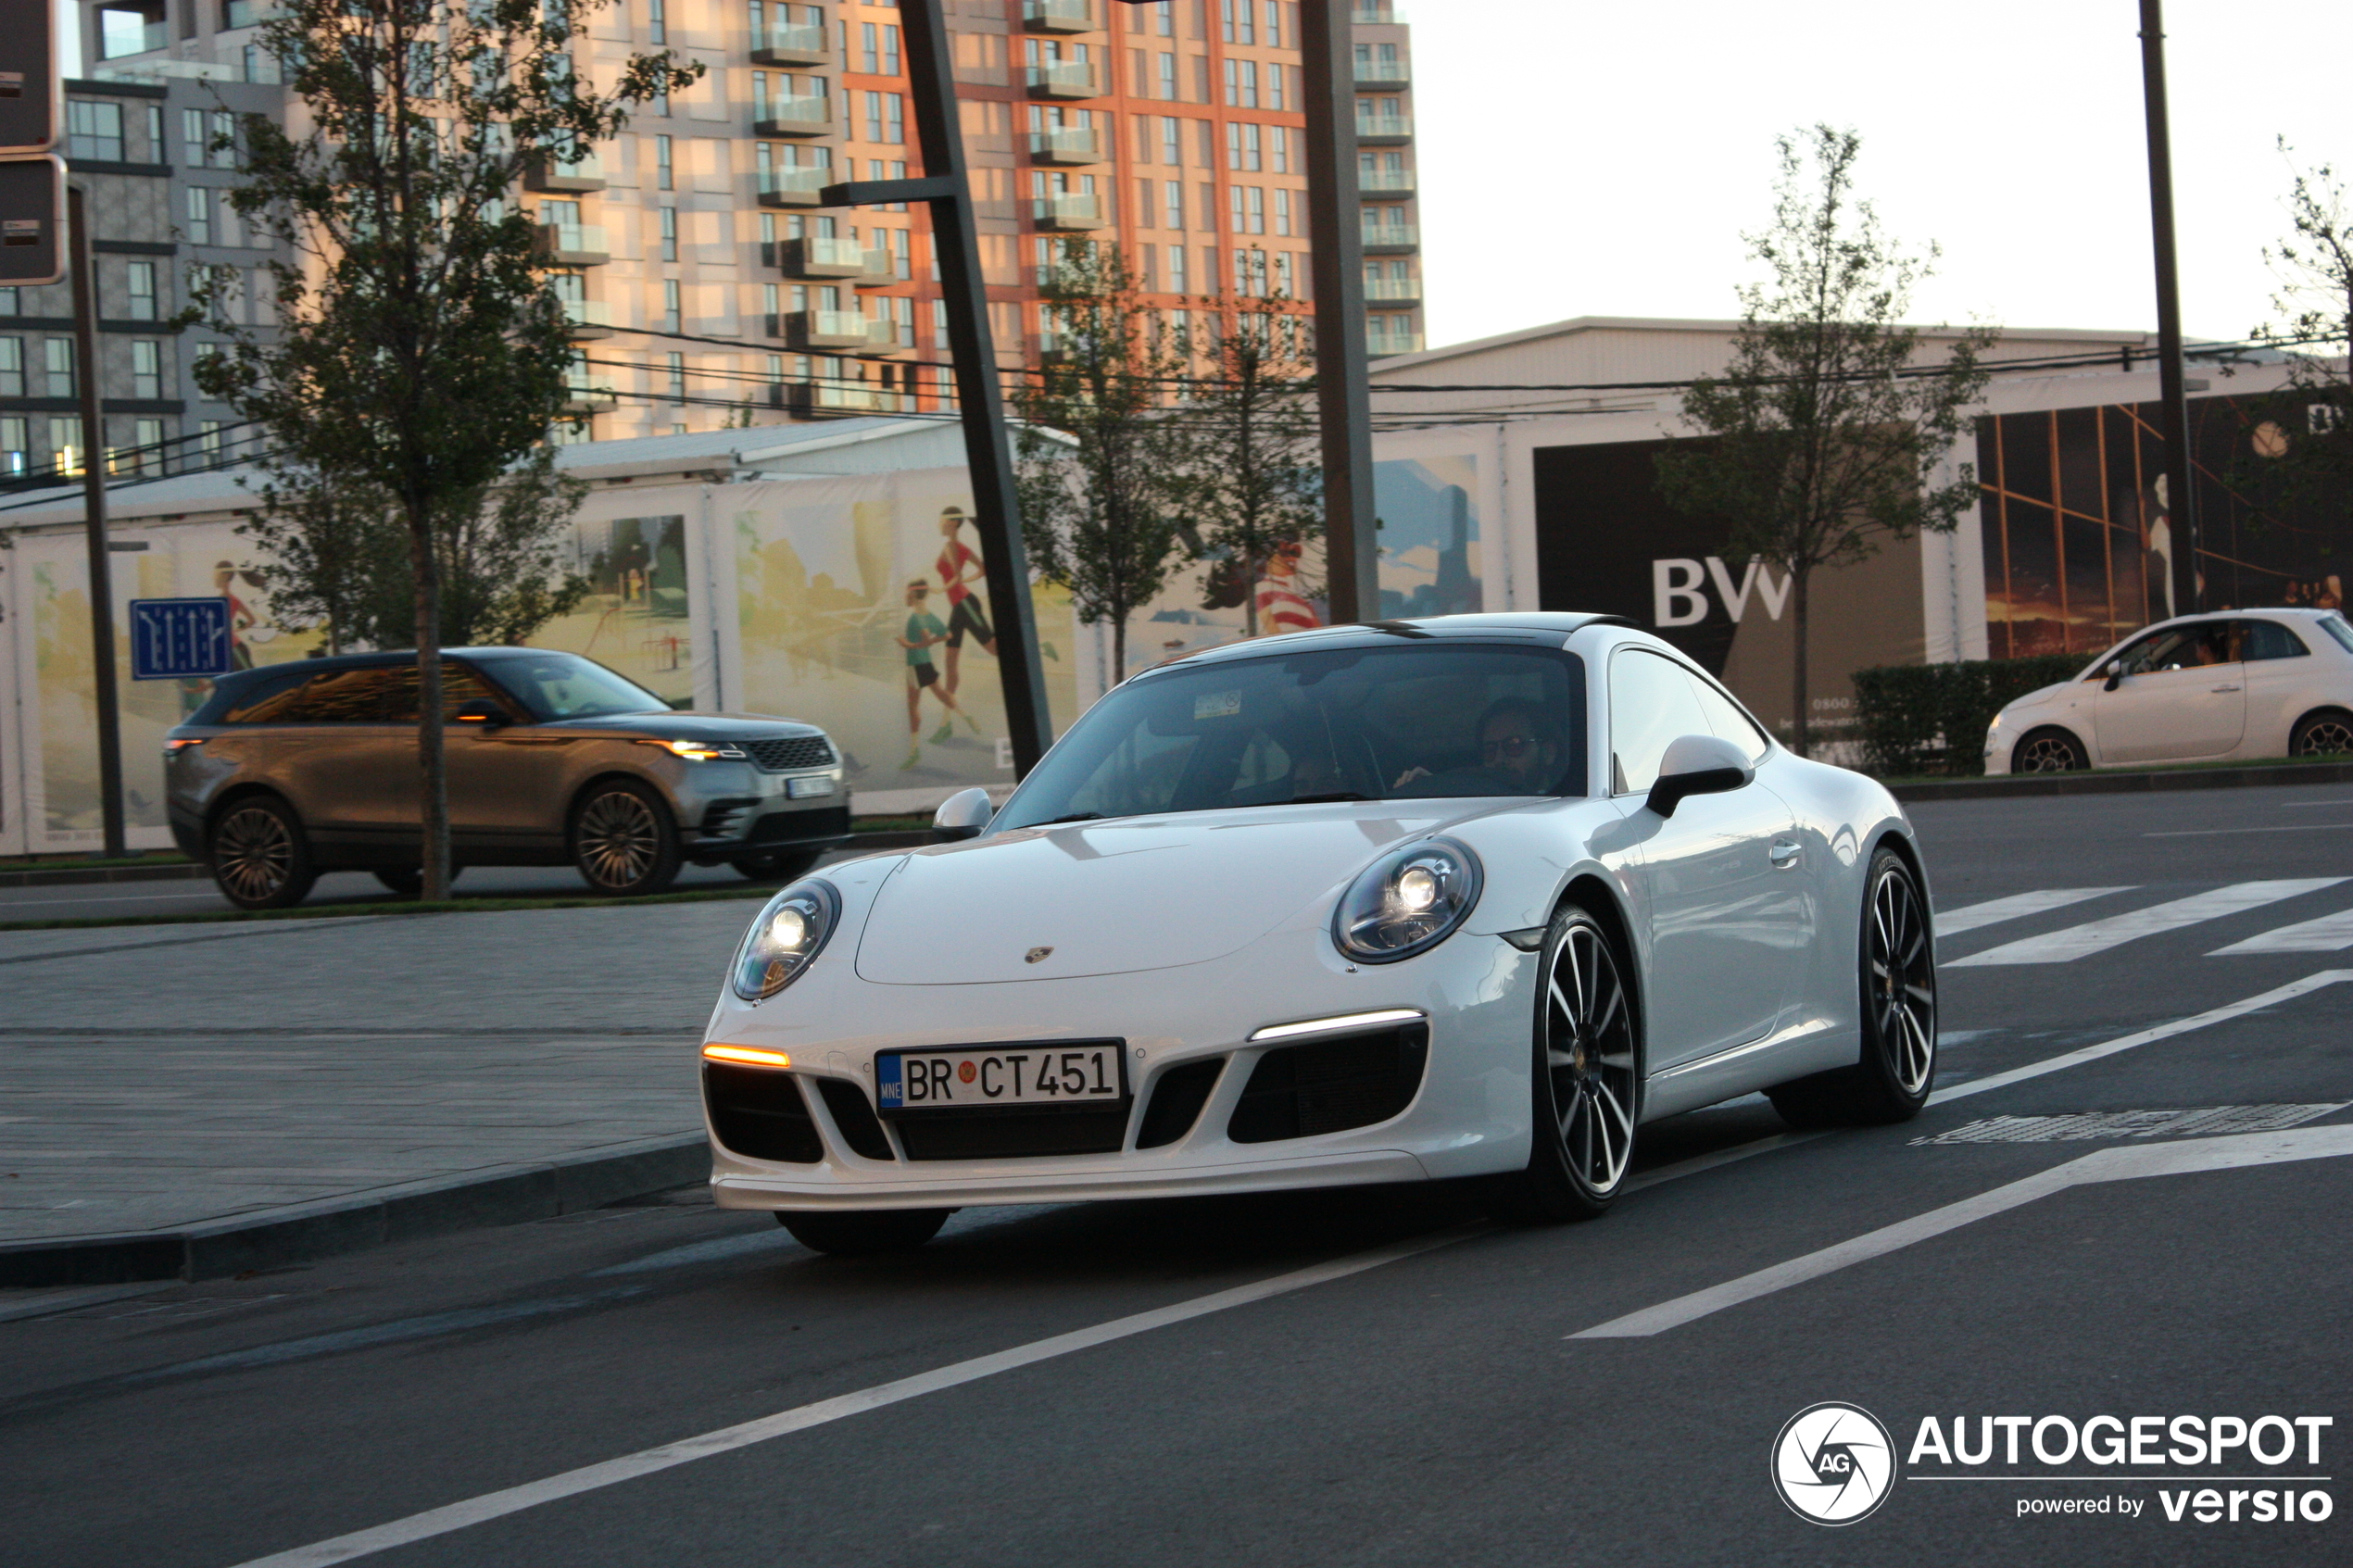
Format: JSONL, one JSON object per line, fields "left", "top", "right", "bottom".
{"left": 129, "top": 597, "right": 237, "bottom": 681}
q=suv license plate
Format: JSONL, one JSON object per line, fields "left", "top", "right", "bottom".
{"left": 877, "top": 1045, "right": 1125, "bottom": 1112}
{"left": 786, "top": 775, "right": 834, "bottom": 798}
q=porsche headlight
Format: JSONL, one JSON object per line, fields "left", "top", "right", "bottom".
{"left": 732, "top": 878, "right": 840, "bottom": 1000}
{"left": 1333, "top": 838, "right": 1483, "bottom": 963}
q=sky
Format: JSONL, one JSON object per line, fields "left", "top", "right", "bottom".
{"left": 1411, "top": 0, "right": 2353, "bottom": 351}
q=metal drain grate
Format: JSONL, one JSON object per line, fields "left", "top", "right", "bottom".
{"left": 1912, "top": 1103, "right": 2347, "bottom": 1146}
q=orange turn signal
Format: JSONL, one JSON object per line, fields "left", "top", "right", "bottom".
{"left": 702, "top": 1043, "right": 793, "bottom": 1070}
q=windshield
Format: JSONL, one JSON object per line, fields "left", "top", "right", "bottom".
{"left": 2320, "top": 614, "right": 2353, "bottom": 657}
{"left": 996, "top": 644, "right": 1587, "bottom": 831}
{"left": 485, "top": 652, "right": 673, "bottom": 721}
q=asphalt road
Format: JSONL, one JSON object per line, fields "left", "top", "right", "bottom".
{"left": 6, "top": 783, "right": 2352, "bottom": 1567}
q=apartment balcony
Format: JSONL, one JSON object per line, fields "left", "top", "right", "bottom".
{"left": 562, "top": 374, "right": 618, "bottom": 412}
{"left": 779, "top": 235, "right": 891, "bottom": 282}
{"left": 1358, "top": 167, "right": 1415, "bottom": 197}
{"left": 562, "top": 298, "right": 614, "bottom": 338}
{"left": 1359, "top": 223, "right": 1418, "bottom": 254}
{"left": 753, "top": 95, "right": 833, "bottom": 138}
{"left": 1026, "top": 59, "right": 1100, "bottom": 99}
{"left": 1363, "top": 276, "right": 1421, "bottom": 307}
{"left": 773, "top": 380, "right": 892, "bottom": 418}
{"left": 853, "top": 321, "right": 915, "bottom": 358}
{"left": 786, "top": 308, "right": 892, "bottom": 352}
{"left": 524, "top": 148, "right": 605, "bottom": 193}
{"left": 749, "top": 22, "right": 830, "bottom": 66}
{"left": 1354, "top": 114, "right": 1413, "bottom": 144}
{"left": 1032, "top": 192, "right": 1103, "bottom": 231}
{"left": 1365, "top": 329, "right": 1423, "bottom": 358}
{"left": 535, "top": 222, "right": 610, "bottom": 265}
{"left": 757, "top": 167, "right": 831, "bottom": 207}
{"left": 1353, "top": 57, "right": 1409, "bottom": 87}
{"left": 1029, "top": 126, "right": 1103, "bottom": 166}
{"left": 1351, "top": 5, "right": 1403, "bottom": 21}
{"left": 1023, "top": 0, "right": 1096, "bottom": 31}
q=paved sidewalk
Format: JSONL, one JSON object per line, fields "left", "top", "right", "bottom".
{"left": 0, "top": 900, "right": 765, "bottom": 1273}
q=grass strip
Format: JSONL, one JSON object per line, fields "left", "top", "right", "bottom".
{"left": 0, "top": 883, "right": 785, "bottom": 934}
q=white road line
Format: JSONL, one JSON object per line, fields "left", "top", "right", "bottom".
{"left": 2145, "top": 822, "right": 2353, "bottom": 837}
{"left": 1944, "top": 879, "right": 2347, "bottom": 966}
{"left": 1925, "top": 972, "right": 2353, "bottom": 1106}
{"left": 1567, "top": 1123, "right": 2353, "bottom": 1339}
{"left": 2210, "top": 906, "right": 2353, "bottom": 955}
{"left": 1933, "top": 887, "right": 2134, "bottom": 936}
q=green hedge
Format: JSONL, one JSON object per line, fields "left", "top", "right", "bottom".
{"left": 1850, "top": 654, "right": 2085, "bottom": 776}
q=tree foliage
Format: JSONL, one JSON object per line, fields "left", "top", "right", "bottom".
{"left": 188, "top": 0, "right": 696, "bottom": 896}
{"left": 1013, "top": 241, "right": 1196, "bottom": 682}
{"left": 2247, "top": 140, "right": 2353, "bottom": 524}
{"left": 1183, "top": 290, "right": 1323, "bottom": 635}
{"left": 1656, "top": 126, "right": 1995, "bottom": 758}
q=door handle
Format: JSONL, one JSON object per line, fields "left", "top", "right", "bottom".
{"left": 2209, "top": 684, "right": 2241, "bottom": 693}
{"left": 1768, "top": 839, "right": 1801, "bottom": 869}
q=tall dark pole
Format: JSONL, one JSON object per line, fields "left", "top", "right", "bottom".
{"left": 823, "top": 0, "right": 1051, "bottom": 773}
{"left": 69, "top": 182, "right": 127, "bottom": 858}
{"left": 2138, "top": 0, "right": 2199, "bottom": 619}
{"left": 1299, "top": 0, "right": 1379, "bottom": 623}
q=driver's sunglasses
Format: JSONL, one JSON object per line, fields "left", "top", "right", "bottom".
{"left": 1482, "top": 734, "right": 1537, "bottom": 760}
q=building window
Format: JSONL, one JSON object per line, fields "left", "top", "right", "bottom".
{"left": 211, "top": 111, "right": 236, "bottom": 169}
{"left": 182, "top": 107, "right": 206, "bottom": 165}
{"left": 1272, "top": 126, "right": 1291, "bottom": 174}
{"left": 1166, "top": 244, "right": 1186, "bottom": 294}
{"left": 1154, "top": 0, "right": 1173, "bottom": 35}
{"left": 663, "top": 278, "right": 681, "bottom": 332}
{"left": 50, "top": 416, "right": 83, "bottom": 475}
{"left": 199, "top": 420, "right": 225, "bottom": 466}
{"left": 126, "top": 261, "right": 158, "bottom": 320}
{"left": 45, "top": 337, "right": 74, "bottom": 398}
{"left": 67, "top": 101, "right": 125, "bottom": 163}
{"left": 132, "top": 416, "right": 165, "bottom": 474}
{"left": 130, "top": 340, "right": 162, "bottom": 399}
{"left": 656, "top": 133, "right": 673, "bottom": 190}
{"left": 0, "top": 337, "right": 21, "bottom": 395}
{"left": 1161, "top": 116, "right": 1181, "bottom": 166}
{"left": 1263, "top": 0, "right": 1281, "bottom": 46}
{"left": 1274, "top": 187, "right": 1291, "bottom": 236}
{"left": 666, "top": 351, "right": 686, "bottom": 402}
{"left": 0, "top": 287, "right": 17, "bottom": 315}
{"left": 1219, "top": 0, "right": 1252, "bottom": 44}
{"left": 184, "top": 185, "right": 211, "bottom": 245}
{"left": 1156, "top": 53, "right": 1176, "bottom": 101}
{"left": 648, "top": 0, "right": 665, "bottom": 44}
{"left": 1, "top": 416, "right": 27, "bottom": 477}
{"left": 660, "top": 206, "right": 677, "bottom": 262}
{"left": 1223, "top": 58, "right": 1257, "bottom": 108}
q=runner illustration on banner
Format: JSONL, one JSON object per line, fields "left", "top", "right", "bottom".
{"left": 900, "top": 579, "right": 980, "bottom": 771}
{"left": 935, "top": 505, "right": 998, "bottom": 699}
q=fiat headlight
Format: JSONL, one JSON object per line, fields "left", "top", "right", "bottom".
{"left": 732, "top": 878, "right": 840, "bottom": 1000}
{"left": 1333, "top": 838, "right": 1483, "bottom": 963}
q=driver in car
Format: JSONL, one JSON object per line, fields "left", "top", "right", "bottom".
{"left": 1394, "top": 699, "right": 1565, "bottom": 794}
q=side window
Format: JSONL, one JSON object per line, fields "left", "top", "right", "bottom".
{"left": 270, "top": 666, "right": 397, "bottom": 723}
{"left": 381, "top": 662, "right": 511, "bottom": 721}
{"left": 1687, "top": 673, "right": 1772, "bottom": 764}
{"left": 1608, "top": 648, "right": 1709, "bottom": 795}
{"left": 2239, "top": 620, "right": 2310, "bottom": 662}
{"left": 216, "top": 664, "right": 317, "bottom": 723}
{"left": 2121, "top": 622, "right": 2230, "bottom": 675}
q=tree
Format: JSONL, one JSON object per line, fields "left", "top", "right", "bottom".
{"left": 2246, "top": 140, "right": 2353, "bottom": 531}
{"left": 1656, "top": 126, "right": 1995, "bottom": 758}
{"left": 1184, "top": 289, "right": 1323, "bottom": 636}
{"left": 1013, "top": 241, "right": 1195, "bottom": 682}
{"left": 189, "top": 0, "right": 695, "bottom": 898}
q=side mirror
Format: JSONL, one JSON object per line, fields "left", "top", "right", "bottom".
{"left": 2102, "top": 660, "right": 2123, "bottom": 692}
{"left": 931, "top": 786, "right": 994, "bottom": 844}
{"left": 1645, "top": 734, "right": 1754, "bottom": 819}
{"left": 452, "top": 698, "right": 509, "bottom": 731}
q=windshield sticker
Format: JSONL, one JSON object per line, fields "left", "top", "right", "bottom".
{"left": 1194, "top": 690, "right": 1243, "bottom": 720}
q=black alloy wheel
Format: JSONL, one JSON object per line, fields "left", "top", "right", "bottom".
{"left": 732, "top": 848, "right": 824, "bottom": 884}
{"left": 570, "top": 781, "right": 683, "bottom": 896}
{"left": 2290, "top": 709, "right": 2353, "bottom": 758}
{"left": 208, "top": 797, "right": 318, "bottom": 910}
{"left": 2013, "top": 727, "right": 2089, "bottom": 772}
{"left": 1768, "top": 847, "right": 1937, "bottom": 1127}
{"left": 1493, "top": 905, "right": 1640, "bottom": 1223}
{"left": 775, "top": 1208, "right": 950, "bottom": 1256}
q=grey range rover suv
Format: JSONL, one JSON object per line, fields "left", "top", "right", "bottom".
{"left": 166, "top": 647, "right": 851, "bottom": 909}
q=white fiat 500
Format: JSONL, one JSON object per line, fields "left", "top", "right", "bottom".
{"left": 701, "top": 614, "right": 1937, "bottom": 1254}
{"left": 1985, "top": 608, "right": 2353, "bottom": 773}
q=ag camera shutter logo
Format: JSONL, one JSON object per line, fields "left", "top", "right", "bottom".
{"left": 1772, "top": 1402, "right": 1897, "bottom": 1524}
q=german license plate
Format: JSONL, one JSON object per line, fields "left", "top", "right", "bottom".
{"left": 785, "top": 775, "right": 834, "bottom": 798}
{"left": 876, "top": 1042, "right": 1126, "bottom": 1114}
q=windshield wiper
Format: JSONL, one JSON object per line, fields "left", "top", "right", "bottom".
{"left": 1274, "top": 792, "right": 1374, "bottom": 806}
{"left": 1038, "top": 811, "right": 1108, "bottom": 825}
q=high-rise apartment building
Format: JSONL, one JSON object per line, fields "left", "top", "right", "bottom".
{"left": 69, "top": 0, "right": 1421, "bottom": 444}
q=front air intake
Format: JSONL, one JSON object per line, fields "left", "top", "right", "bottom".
{"left": 813, "top": 1076, "right": 896, "bottom": 1160}
{"left": 1227, "top": 1022, "right": 1429, "bottom": 1144}
{"left": 703, "top": 1063, "right": 824, "bottom": 1163}
{"left": 1137, "top": 1058, "right": 1227, "bottom": 1148}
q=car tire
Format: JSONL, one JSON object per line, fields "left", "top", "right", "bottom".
{"left": 208, "top": 796, "right": 319, "bottom": 910}
{"left": 1767, "top": 847, "right": 1937, "bottom": 1129}
{"left": 774, "top": 1208, "right": 950, "bottom": 1256}
{"left": 2011, "top": 726, "right": 2089, "bottom": 773}
{"left": 1490, "top": 903, "right": 1641, "bottom": 1223}
{"left": 570, "top": 780, "right": 683, "bottom": 896}
{"left": 2289, "top": 708, "right": 2353, "bottom": 759}
{"left": 732, "top": 848, "right": 824, "bottom": 884}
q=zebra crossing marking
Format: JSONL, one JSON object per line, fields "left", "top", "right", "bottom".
{"left": 2209, "top": 903, "right": 2353, "bottom": 956}
{"left": 1944, "top": 879, "right": 2347, "bottom": 967}
{"left": 1933, "top": 887, "right": 2134, "bottom": 937}
{"left": 1910, "top": 1103, "right": 2348, "bottom": 1145}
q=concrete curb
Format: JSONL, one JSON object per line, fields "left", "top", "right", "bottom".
{"left": 0, "top": 862, "right": 208, "bottom": 890}
{"left": 1890, "top": 759, "right": 2353, "bottom": 803}
{"left": 0, "top": 1133, "right": 709, "bottom": 1287}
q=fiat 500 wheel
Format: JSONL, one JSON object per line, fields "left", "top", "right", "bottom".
{"left": 2012, "top": 727, "right": 2088, "bottom": 772}
{"left": 208, "top": 797, "right": 318, "bottom": 910}
{"left": 2290, "top": 709, "right": 2353, "bottom": 758}
{"left": 1768, "top": 847, "right": 1937, "bottom": 1127}
{"left": 570, "top": 781, "right": 682, "bottom": 895}
{"left": 1493, "top": 905, "right": 1640, "bottom": 1223}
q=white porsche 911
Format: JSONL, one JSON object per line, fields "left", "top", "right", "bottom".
{"left": 700, "top": 613, "right": 1937, "bottom": 1254}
